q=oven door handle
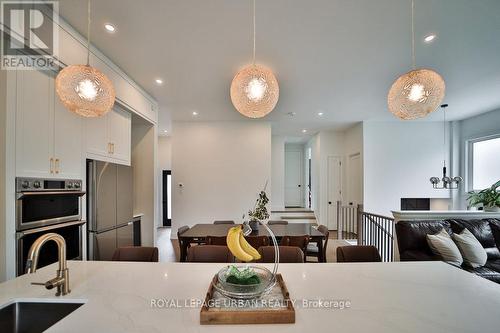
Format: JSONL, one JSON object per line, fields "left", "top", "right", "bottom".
{"left": 16, "top": 191, "right": 86, "bottom": 199}
{"left": 16, "top": 220, "right": 86, "bottom": 239}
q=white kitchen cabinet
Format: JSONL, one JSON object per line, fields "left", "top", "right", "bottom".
{"left": 15, "top": 69, "right": 83, "bottom": 179}
{"left": 53, "top": 94, "right": 83, "bottom": 179}
{"left": 85, "top": 107, "right": 131, "bottom": 166}
{"left": 15, "top": 69, "right": 54, "bottom": 178}
{"left": 107, "top": 107, "right": 131, "bottom": 164}
{"left": 85, "top": 113, "right": 109, "bottom": 158}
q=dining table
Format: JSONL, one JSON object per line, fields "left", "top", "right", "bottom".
{"left": 178, "top": 223, "right": 326, "bottom": 262}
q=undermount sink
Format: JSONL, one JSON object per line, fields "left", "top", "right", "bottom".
{"left": 0, "top": 300, "right": 85, "bottom": 333}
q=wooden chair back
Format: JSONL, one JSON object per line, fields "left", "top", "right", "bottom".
{"left": 186, "top": 245, "right": 234, "bottom": 263}
{"left": 112, "top": 246, "right": 159, "bottom": 262}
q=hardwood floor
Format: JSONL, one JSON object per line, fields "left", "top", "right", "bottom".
{"left": 156, "top": 227, "right": 351, "bottom": 263}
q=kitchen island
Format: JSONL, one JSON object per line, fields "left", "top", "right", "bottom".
{"left": 1, "top": 261, "right": 500, "bottom": 332}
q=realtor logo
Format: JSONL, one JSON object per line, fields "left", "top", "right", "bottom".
{"left": 1, "top": 1, "right": 58, "bottom": 70}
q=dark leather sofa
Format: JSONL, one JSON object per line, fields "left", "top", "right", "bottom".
{"left": 396, "top": 218, "right": 500, "bottom": 283}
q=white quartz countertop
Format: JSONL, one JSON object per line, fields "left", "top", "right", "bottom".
{"left": 1, "top": 261, "right": 500, "bottom": 332}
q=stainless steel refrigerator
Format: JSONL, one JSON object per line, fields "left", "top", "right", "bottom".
{"left": 87, "top": 160, "right": 137, "bottom": 261}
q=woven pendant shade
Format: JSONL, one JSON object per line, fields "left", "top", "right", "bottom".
{"left": 55, "top": 65, "right": 115, "bottom": 117}
{"left": 387, "top": 68, "right": 445, "bottom": 120}
{"left": 230, "top": 64, "right": 279, "bottom": 118}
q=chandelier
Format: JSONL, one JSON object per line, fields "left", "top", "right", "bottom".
{"left": 55, "top": 0, "right": 115, "bottom": 117}
{"left": 230, "top": 0, "right": 279, "bottom": 118}
{"left": 429, "top": 104, "right": 463, "bottom": 190}
{"left": 388, "top": 0, "right": 445, "bottom": 120}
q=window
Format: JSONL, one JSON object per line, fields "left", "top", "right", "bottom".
{"left": 469, "top": 136, "right": 500, "bottom": 190}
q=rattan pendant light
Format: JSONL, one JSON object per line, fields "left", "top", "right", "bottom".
{"left": 387, "top": 0, "right": 445, "bottom": 120}
{"left": 230, "top": 0, "right": 279, "bottom": 118}
{"left": 55, "top": 0, "right": 115, "bottom": 117}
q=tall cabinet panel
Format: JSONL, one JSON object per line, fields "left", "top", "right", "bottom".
{"left": 53, "top": 91, "right": 83, "bottom": 179}
{"left": 15, "top": 70, "right": 54, "bottom": 178}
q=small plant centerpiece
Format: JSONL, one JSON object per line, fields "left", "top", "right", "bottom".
{"left": 247, "top": 183, "right": 270, "bottom": 231}
{"left": 467, "top": 180, "right": 500, "bottom": 212}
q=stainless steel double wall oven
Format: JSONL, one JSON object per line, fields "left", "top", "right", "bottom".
{"left": 15, "top": 177, "right": 85, "bottom": 276}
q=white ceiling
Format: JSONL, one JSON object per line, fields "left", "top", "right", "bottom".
{"left": 58, "top": 0, "right": 500, "bottom": 139}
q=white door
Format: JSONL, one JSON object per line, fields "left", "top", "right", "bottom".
{"left": 327, "top": 156, "right": 342, "bottom": 230}
{"left": 85, "top": 113, "right": 109, "bottom": 158}
{"left": 53, "top": 89, "right": 83, "bottom": 179}
{"left": 347, "top": 153, "right": 362, "bottom": 206}
{"left": 107, "top": 107, "right": 131, "bottom": 165}
{"left": 15, "top": 70, "right": 54, "bottom": 177}
{"left": 285, "top": 150, "right": 303, "bottom": 207}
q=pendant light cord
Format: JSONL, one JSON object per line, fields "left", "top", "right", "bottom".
{"left": 411, "top": 0, "right": 416, "bottom": 69}
{"left": 443, "top": 105, "right": 447, "bottom": 167}
{"left": 86, "top": 0, "right": 91, "bottom": 66}
{"left": 252, "top": 0, "right": 256, "bottom": 65}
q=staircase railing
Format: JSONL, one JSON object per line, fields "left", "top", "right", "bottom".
{"left": 336, "top": 202, "right": 358, "bottom": 240}
{"left": 357, "top": 206, "right": 395, "bottom": 262}
{"left": 336, "top": 202, "right": 395, "bottom": 262}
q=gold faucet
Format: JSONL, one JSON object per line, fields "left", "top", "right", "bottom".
{"left": 26, "top": 233, "right": 70, "bottom": 296}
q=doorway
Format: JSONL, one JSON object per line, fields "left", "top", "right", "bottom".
{"left": 162, "top": 170, "right": 171, "bottom": 227}
{"left": 285, "top": 149, "right": 304, "bottom": 207}
{"left": 327, "top": 156, "right": 342, "bottom": 230}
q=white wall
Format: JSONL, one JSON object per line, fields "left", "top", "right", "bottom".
{"left": 132, "top": 123, "right": 157, "bottom": 246}
{"left": 457, "top": 108, "right": 500, "bottom": 208}
{"left": 271, "top": 136, "right": 285, "bottom": 210}
{"left": 343, "top": 123, "right": 364, "bottom": 205}
{"left": 363, "top": 121, "right": 451, "bottom": 217}
{"left": 158, "top": 136, "right": 172, "bottom": 171}
{"left": 171, "top": 122, "right": 271, "bottom": 236}
{"left": 157, "top": 136, "right": 172, "bottom": 226}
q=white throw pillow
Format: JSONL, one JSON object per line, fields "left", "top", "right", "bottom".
{"left": 452, "top": 229, "right": 487, "bottom": 268}
{"left": 426, "top": 228, "right": 463, "bottom": 266}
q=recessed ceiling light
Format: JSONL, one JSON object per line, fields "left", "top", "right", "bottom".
{"left": 302, "top": 129, "right": 307, "bottom": 133}
{"left": 317, "top": 112, "right": 324, "bottom": 116}
{"left": 424, "top": 34, "right": 436, "bottom": 43}
{"left": 155, "top": 78, "right": 163, "bottom": 85}
{"left": 104, "top": 23, "right": 116, "bottom": 33}
{"left": 192, "top": 111, "right": 198, "bottom": 116}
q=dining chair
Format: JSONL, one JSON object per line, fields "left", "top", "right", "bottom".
{"left": 244, "top": 235, "right": 269, "bottom": 249}
{"left": 213, "top": 220, "right": 235, "bottom": 225}
{"left": 206, "top": 235, "right": 227, "bottom": 246}
{"left": 280, "top": 235, "right": 309, "bottom": 261}
{"left": 306, "top": 225, "right": 329, "bottom": 262}
{"left": 336, "top": 245, "right": 382, "bottom": 263}
{"left": 268, "top": 220, "right": 288, "bottom": 225}
{"left": 112, "top": 246, "right": 159, "bottom": 262}
{"left": 186, "top": 245, "right": 234, "bottom": 263}
{"left": 258, "top": 246, "right": 304, "bottom": 263}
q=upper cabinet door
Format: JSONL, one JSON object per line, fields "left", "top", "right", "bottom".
{"left": 85, "top": 112, "right": 109, "bottom": 159}
{"left": 107, "top": 107, "right": 131, "bottom": 165}
{"left": 15, "top": 69, "right": 54, "bottom": 178}
{"left": 53, "top": 88, "right": 83, "bottom": 179}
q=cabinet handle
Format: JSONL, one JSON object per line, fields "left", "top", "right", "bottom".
{"left": 111, "top": 143, "right": 115, "bottom": 154}
{"left": 55, "top": 158, "right": 60, "bottom": 174}
{"left": 108, "top": 142, "right": 111, "bottom": 154}
{"left": 50, "top": 158, "right": 54, "bottom": 174}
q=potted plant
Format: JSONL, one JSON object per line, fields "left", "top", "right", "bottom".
{"left": 247, "top": 190, "right": 270, "bottom": 231}
{"left": 467, "top": 180, "right": 500, "bottom": 212}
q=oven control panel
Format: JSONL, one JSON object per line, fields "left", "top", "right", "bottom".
{"left": 16, "top": 177, "right": 82, "bottom": 192}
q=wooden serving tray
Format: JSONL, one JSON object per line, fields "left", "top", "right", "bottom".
{"left": 200, "top": 274, "right": 295, "bottom": 325}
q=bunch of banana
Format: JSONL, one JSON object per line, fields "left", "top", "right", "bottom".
{"left": 226, "top": 226, "right": 261, "bottom": 262}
